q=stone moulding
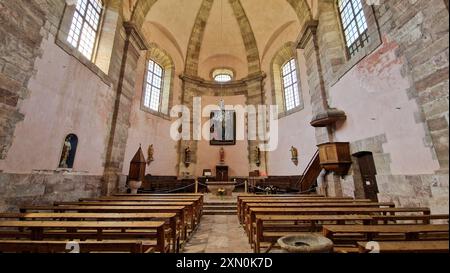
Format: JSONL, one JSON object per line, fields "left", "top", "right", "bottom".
{"left": 310, "top": 108, "right": 347, "bottom": 127}
{"left": 296, "top": 20, "right": 319, "bottom": 50}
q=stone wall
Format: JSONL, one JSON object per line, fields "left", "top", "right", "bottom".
{"left": 0, "top": 0, "right": 48, "bottom": 160}
{"left": 0, "top": 172, "right": 102, "bottom": 212}
{"left": 304, "top": 0, "right": 449, "bottom": 214}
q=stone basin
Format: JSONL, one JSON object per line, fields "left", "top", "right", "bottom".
{"left": 277, "top": 234, "right": 333, "bottom": 253}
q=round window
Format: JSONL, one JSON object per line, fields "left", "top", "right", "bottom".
{"left": 212, "top": 68, "right": 234, "bottom": 83}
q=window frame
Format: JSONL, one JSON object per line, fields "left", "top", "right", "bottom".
{"left": 336, "top": 0, "right": 369, "bottom": 59}
{"left": 280, "top": 58, "right": 301, "bottom": 112}
{"left": 143, "top": 59, "right": 165, "bottom": 113}
{"left": 67, "top": 0, "right": 105, "bottom": 61}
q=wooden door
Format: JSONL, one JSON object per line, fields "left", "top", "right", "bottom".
{"left": 356, "top": 152, "right": 379, "bottom": 202}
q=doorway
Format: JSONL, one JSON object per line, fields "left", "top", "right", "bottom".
{"left": 354, "top": 152, "right": 379, "bottom": 202}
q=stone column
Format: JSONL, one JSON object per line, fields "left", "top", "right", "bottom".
{"left": 245, "top": 73, "right": 268, "bottom": 174}
{"left": 103, "top": 22, "right": 148, "bottom": 195}
{"left": 297, "top": 21, "right": 346, "bottom": 144}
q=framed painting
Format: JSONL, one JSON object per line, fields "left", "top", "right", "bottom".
{"left": 210, "top": 110, "right": 236, "bottom": 146}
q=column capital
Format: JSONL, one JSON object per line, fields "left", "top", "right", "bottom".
{"left": 296, "top": 20, "right": 319, "bottom": 49}
{"left": 123, "top": 21, "right": 148, "bottom": 51}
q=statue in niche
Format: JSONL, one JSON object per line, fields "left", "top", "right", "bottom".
{"left": 290, "top": 146, "right": 299, "bottom": 166}
{"left": 255, "top": 146, "right": 261, "bottom": 167}
{"left": 147, "top": 144, "right": 154, "bottom": 165}
{"left": 219, "top": 147, "right": 225, "bottom": 164}
{"left": 58, "top": 134, "right": 78, "bottom": 169}
{"left": 184, "top": 146, "right": 191, "bottom": 167}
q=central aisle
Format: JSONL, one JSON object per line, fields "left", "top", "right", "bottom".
{"left": 183, "top": 214, "right": 253, "bottom": 253}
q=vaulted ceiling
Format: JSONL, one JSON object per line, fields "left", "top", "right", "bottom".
{"left": 132, "top": 0, "right": 313, "bottom": 80}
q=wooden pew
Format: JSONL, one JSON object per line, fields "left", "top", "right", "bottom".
{"left": 253, "top": 214, "right": 373, "bottom": 253}
{"left": 246, "top": 207, "right": 431, "bottom": 245}
{"left": 20, "top": 205, "right": 190, "bottom": 241}
{"left": 81, "top": 196, "right": 204, "bottom": 219}
{"left": 54, "top": 201, "right": 198, "bottom": 232}
{"left": 372, "top": 214, "right": 449, "bottom": 225}
{"left": 356, "top": 240, "right": 449, "bottom": 253}
{"left": 0, "top": 240, "right": 154, "bottom": 253}
{"left": 238, "top": 198, "right": 372, "bottom": 223}
{"left": 237, "top": 196, "right": 359, "bottom": 223}
{"left": 113, "top": 193, "right": 204, "bottom": 207}
{"left": 322, "top": 224, "right": 449, "bottom": 247}
{"left": 241, "top": 202, "right": 395, "bottom": 224}
{"left": 0, "top": 221, "right": 168, "bottom": 253}
{"left": 0, "top": 212, "right": 179, "bottom": 252}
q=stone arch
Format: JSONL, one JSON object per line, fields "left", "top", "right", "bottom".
{"left": 144, "top": 43, "right": 176, "bottom": 115}
{"left": 228, "top": 0, "right": 261, "bottom": 75}
{"left": 184, "top": 0, "right": 215, "bottom": 76}
{"left": 130, "top": 0, "right": 158, "bottom": 29}
{"left": 270, "top": 41, "right": 303, "bottom": 116}
{"left": 286, "top": 0, "right": 314, "bottom": 28}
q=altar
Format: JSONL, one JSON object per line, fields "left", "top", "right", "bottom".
{"left": 206, "top": 181, "right": 236, "bottom": 196}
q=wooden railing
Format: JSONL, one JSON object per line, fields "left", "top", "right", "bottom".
{"left": 295, "top": 150, "right": 322, "bottom": 192}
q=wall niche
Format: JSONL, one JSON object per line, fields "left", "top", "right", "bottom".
{"left": 58, "top": 134, "right": 78, "bottom": 169}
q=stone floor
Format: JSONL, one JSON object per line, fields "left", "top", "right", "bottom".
{"left": 183, "top": 215, "right": 253, "bottom": 253}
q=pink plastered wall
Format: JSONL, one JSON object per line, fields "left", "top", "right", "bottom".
{"left": 261, "top": 23, "right": 317, "bottom": 176}
{"left": 195, "top": 95, "right": 249, "bottom": 177}
{"left": 330, "top": 38, "right": 440, "bottom": 174}
{"left": 122, "top": 25, "right": 183, "bottom": 176}
{"left": 0, "top": 35, "right": 115, "bottom": 175}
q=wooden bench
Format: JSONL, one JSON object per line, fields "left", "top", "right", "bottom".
{"left": 242, "top": 202, "right": 395, "bottom": 224}
{"left": 253, "top": 214, "right": 373, "bottom": 253}
{"left": 238, "top": 199, "right": 372, "bottom": 223}
{"left": 20, "top": 205, "right": 190, "bottom": 241}
{"left": 0, "top": 212, "right": 180, "bottom": 252}
{"left": 0, "top": 220, "right": 168, "bottom": 253}
{"left": 372, "top": 214, "right": 449, "bottom": 224}
{"left": 54, "top": 201, "right": 198, "bottom": 232}
{"left": 237, "top": 197, "right": 362, "bottom": 223}
{"left": 0, "top": 240, "right": 154, "bottom": 253}
{"left": 80, "top": 196, "right": 203, "bottom": 219}
{"left": 356, "top": 240, "right": 449, "bottom": 253}
{"left": 323, "top": 224, "right": 449, "bottom": 245}
{"left": 246, "top": 207, "right": 431, "bottom": 245}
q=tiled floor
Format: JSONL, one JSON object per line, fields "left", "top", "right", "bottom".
{"left": 183, "top": 215, "right": 253, "bottom": 253}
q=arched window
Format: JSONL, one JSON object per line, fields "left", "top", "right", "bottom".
{"left": 337, "top": 0, "right": 369, "bottom": 58}
{"left": 281, "top": 59, "right": 301, "bottom": 111}
{"left": 141, "top": 44, "right": 175, "bottom": 117}
{"left": 144, "top": 60, "right": 164, "bottom": 112}
{"left": 271, "top": 43, "right": 303, "bottom": 118}
{"left": 67, "top": 0, "right": 104, "bottom": 60}
{"left": 58, "top": 134, "right": 78, "bottom": 169}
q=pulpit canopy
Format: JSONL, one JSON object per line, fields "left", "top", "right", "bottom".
{"left": 129, "top": 146, "right": 146, "bottom": 181}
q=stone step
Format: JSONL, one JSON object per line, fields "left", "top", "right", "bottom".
{"left": 204, "top": 205, "right": 237, "bottom": 210}
{"left": 203, "top": 210, "right": 237, "bottom": 215}
{"left": 205, "top": 202, "right": 237, "bottom": 206}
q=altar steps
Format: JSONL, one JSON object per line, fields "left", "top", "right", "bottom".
{"left": 203, "top": 202, "right": 237, "bottom": 215}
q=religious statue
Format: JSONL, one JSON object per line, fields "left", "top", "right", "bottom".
{"left": 59, "top": 135, "right": 72, "bottom": 168}
{"left": 255, "top": 146, "right": 261, "bottom": 167}
{"left": 219, "top": 147, "right": 225, "bottom": 164}
{"left": 147, "top": 144, "right": 154, "bottom": 165}
{"left": 290, "top": 146, "right": 299, "bottom": 166}
{"left": 184, "top": 146, "right": 191, "bottom": 167}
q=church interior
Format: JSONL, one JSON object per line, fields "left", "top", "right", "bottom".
{"left": 0, "top": 0, "right": 448, "bottom": 254}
